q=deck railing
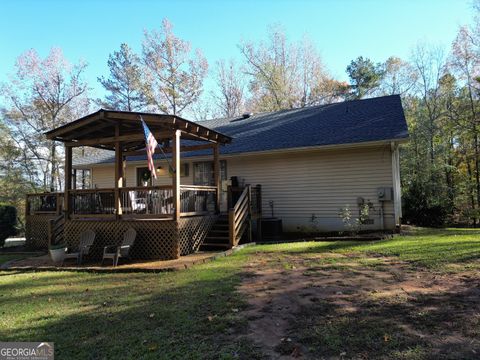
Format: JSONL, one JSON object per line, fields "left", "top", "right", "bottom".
{"left": 27, "top": 185, "right": 218, "bottom": 219}
{"left": 69, "top": 188, "right": 116, "bottom": 217}
{"left": 229, "top": 185, "right": 252, "bottom": 247}
{"left": 120, "top": 186, "right": 174, "bottom": 218}
{"left": 26, "top": 192, "right": 64, "bottom": 215}
{"left": 180, "top": 185, "right": 217, "bottom": 216}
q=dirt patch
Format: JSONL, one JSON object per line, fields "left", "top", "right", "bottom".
{"left": 237, "top": 252, "right": 480, "bottom": 359}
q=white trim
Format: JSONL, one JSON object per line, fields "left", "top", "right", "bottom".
{"left": 391, "top": 142, "right": 402, "bottom": 226}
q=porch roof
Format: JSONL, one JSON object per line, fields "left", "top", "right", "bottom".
{"left": 45, "top": 109, "right": 232, "bottom": 151}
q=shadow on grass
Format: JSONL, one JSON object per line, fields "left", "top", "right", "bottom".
{"left": 0, "top": 262, "right": 265, "bottom": 359}
{"left": 287, "top": 275, "right": 480, "bottom": 359}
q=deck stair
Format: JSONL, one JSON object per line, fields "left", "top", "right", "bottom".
{"left": 200, "top": 214, "right": 230, "bottom": 250}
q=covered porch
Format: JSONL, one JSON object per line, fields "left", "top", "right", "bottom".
{"left": 25, "top": 110, "right": 232, "bottom": 260}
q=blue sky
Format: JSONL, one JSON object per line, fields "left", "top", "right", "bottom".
{"left": 0, "top": 0, "right": 473, "bottom": 101}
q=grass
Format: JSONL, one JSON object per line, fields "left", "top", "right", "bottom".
{"left": 250, "top": 227, "right": 480, "bottom": 271}
{"left": 0, "top": 227, "right": 479, "bottom": 359}
{"left": 0, "top": 251, "right": 263, "bottom": 359}
{"left": 0, "top": 253, "right": 39, "bottom": 266}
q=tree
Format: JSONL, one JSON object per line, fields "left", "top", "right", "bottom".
{"left": 379, "top": 56, "right": 416, "bottom": 95}
{"left": 98, "top": 43, "right": 148, "bottom": 111}
{"left": 410, "top": 43, "right": 446, "bottom": 167}
{"left": 239, "top": 26, "right": 339, "bottom": 112}
{"left": 142, "top": 18, "right": 208, "bottom": 115}
{"left": 0, "top": 121, "right": 35, "bottom": 229}
{"left": 212, "top": 59, "right": 245, "bottom": 117}
{"left": 346, "top": 56, "right": 384, "bottom": 99}
{"left": 0, "top": 47, "right": 89, "bottom": 191}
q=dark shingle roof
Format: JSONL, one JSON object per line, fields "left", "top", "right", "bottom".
{"left": 73, "top": 95, "right": 408, "bottom": 166}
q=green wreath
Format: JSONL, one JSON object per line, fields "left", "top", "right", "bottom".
{"left": 141, "top": 169, "right": 151, "bottom": 183}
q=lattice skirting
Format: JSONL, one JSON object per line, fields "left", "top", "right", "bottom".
{"left": 63, "top": 215, "right": 218, "bottom": 260}
{"left": 178, "top": 215, "right": 218, "bottom": 255}
{"left": 25, "top": 215, "right": 56, "bottom": 250}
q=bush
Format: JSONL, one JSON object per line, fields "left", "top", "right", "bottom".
{"left": 402, "top": 181, "right": 449, "bottom": 227}
{"left": 0, "top": 204, "right": 17, "bottom": 247}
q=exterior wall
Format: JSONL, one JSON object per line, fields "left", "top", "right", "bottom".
{"left": 88, "top": 144, "right": 397, "bottom": 232}
{"left": 92, "top": 159, "right": 194, "bottom": 188}
{"left": 227, "top": 145, "right": 395, "bottom": 232}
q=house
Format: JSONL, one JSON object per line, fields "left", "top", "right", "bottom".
{"left": 25, "top": 95, "right": 408, "bottom": 260}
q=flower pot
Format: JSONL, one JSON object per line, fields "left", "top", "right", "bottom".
{"left": 49, "top": 248, "right": 66, "bottom": 263}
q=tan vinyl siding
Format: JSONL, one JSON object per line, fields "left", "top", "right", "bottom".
{"left": 92, "top": 160, "right": 194, "bottom": 188}
{"left": 88, "top": 144, "right": 396, "bottom": 232}
{"left": 226, "top": 145, "right": 395, "bottom": 231}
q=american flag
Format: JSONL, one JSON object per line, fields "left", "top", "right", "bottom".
{"left": 141, "top": 117, "right": 158, "bottom": 179}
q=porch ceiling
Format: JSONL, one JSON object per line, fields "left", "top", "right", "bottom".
{"left": 44, "top": 109, "right": 232, "bottom": 151}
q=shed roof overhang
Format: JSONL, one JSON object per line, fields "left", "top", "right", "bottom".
{"left": 44, "top": 109, "right": 232, "bottom": 151}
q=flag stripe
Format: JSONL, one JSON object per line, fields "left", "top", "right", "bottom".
{"left": 141, "top": 117, "right": 158, "bottom": 180}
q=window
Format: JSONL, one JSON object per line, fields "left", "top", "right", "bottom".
{"left": 137, "top": 167, "right": 153, "bottom": 186}
{"left": 167, "top": 163, "right": 190, "bottom": 177}
{"left": 74, "top": 169, "right": 91, "bottom": 189}
{"left": 193, "top": 161, "right": 226, "bottom": 185}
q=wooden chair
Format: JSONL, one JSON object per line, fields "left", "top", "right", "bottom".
{"left": 62, "top": 230, "right": 96, "bottom": 266}
{"left": 102, "top": 228, "right": 137, "bottom": 267}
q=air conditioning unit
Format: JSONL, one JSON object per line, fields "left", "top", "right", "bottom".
{"left": 377, "top": 187, "right": 393, "bottom": 201}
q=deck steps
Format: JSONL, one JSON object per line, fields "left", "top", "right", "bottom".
{"left": 200, "top": 215, "right": 230, "bottom": 251}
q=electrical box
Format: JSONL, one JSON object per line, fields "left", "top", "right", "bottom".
{"left": 377, "top": 187, "right": 393, "bottom": 201}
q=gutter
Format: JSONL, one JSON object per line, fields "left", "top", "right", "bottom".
{"left": 75, "top": 137, "right": 409, "bottom": 168}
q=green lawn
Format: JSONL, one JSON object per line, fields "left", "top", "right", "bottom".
{"left": 253, "top": 227, "right": 480, "bottom": 271}
{"left": 0, "top": 253, "right": 39, "bottom": 266}
{"left": 0, "top": 228, "right": 479, "bottom": 359}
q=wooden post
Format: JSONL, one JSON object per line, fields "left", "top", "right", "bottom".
{"left": 114, "top": 124, "right": 123, "bottom": 219}
{"left": 172, "top": 129, "right": 181, "bottom": 220}
{"left": 229, "top": 209, "right": 235, "bottom": 248}
{"left": 172, "top": 129, "right": 181, "bottom": 259}
{"left": 64, "top": 145, "right": 72, "bottom": 219}
{"left": 114, "top": 146, "right": 123, "bottom": 218}
{"left": 213, "top": 143, "right": 220, "bottom": 213}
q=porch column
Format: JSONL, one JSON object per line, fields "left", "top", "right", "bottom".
{"left": 114, "top": 124, "right": 124, "bottom": 219}
{"left": 64, "top": 145, "right": 72, "bottom": 219}
{"left": 213, "top": 143, "right": 220, "bottom": 213}
{"left": 172, "top": 129, "right": 181, "bottom": 220}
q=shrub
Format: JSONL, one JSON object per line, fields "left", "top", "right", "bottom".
{"left": 402, "top": 181, "right": 449, "bottom": 227}
{"left": 0, "top": 204, "right": 17, "bottom": 247}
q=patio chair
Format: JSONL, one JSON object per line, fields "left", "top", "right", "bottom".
{"left": 129, "top": 191, "right": 146, "bottom": 213}
{"left": 62, "top": 230, "right": 96, "bottom": 266}
{"left": 102, "top": 228, "right": 137, "bottom": 267}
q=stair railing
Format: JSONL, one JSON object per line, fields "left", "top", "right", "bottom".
{"left": 228, "top": 185, "right": 252, "bottom": 247}
{"left": 48, "top": 213, "right": 65, "bottom": 247}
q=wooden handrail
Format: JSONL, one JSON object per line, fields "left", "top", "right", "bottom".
{"left": 48, "top": 214, "right": 65, "bottom": 247}
{"left": 229, "top": 185, "right": 252, "bottom": 247}
{"left": 179, "top": 185, "right": 217, "bottom": 191}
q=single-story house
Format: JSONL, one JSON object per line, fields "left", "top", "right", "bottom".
{"left": 25, "top": 94, "right": 408, "bottom": 260}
